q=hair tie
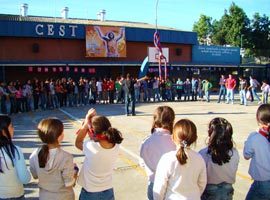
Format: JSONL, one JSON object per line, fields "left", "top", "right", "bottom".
{"left": 180, "top": 140, "right": 187, "bottom": 148}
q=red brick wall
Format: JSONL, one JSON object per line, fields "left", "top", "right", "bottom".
{"left": 0, "top": 37, "right": 191, "bottom": 63}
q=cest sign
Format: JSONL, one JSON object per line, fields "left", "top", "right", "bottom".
{"left": 35, "top": 23, "right": 78, "bottom": 37}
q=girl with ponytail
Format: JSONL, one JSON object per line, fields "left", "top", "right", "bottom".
{"left": 0, "top": 115, "right": 31, "bottom": 199}
{"left": 199, "top": 117, "right": 239, "bottom": 200}
{"left": 153, "top": 119, "right": 206, "bottom": 200}
{"left": 75, "top": 108, "right": 123, "bottom": 200}
{"left": 29, "top": 118, "right": 77, "bottom": 200}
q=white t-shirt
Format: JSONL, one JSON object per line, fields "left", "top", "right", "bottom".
{"left": 153, "top": 149, "right": 206, "bottom": 200}
{"left": 78, "top": 140, "right": 120, "bottom": 192}
{"left": 140, "top": 128, "right": 176, "bottom": 183}
{"left": 199, "top": 147, "right": 239, "bottom": 184}
{"left": 96, "top": 81, "right": 103, "bottom": 92}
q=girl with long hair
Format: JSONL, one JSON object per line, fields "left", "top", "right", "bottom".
{"left": 153, "top": 119, "right": 206, "bottom": 200}
{"left": 140, "top": 106, "right": 176, "bottom": 200}
{"left": 29, "top": 118, "right": 77, "bottom": 200}
{"left": 244, "top": 104, "right": 270, "bottom": 199}
{"left": 75, "top": 108, "right": 123, "bottom": 200}
{"left": 199, "top": 117, "right": 239, "bottom": 200}
{"left": 0, "top": 115, "right": 31, "bottom": 199}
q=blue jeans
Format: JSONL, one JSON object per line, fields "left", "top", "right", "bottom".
{"left": 246, "top": 180, "right": 270, "bottom": 200}
{"left": 226, "top": 89, "right": 234, "bottom": 103}
{"left": 205, "top": 91, "right": 210, "bottom": 102}
{"left": 79, "top": 188, "right": 114, "bottom": 200}
{"left": 251, "top": 87, "right": 261, "bottom": 102}
{"left": 125, "top": 93, "right": 135, "bottom": 115}
{"left": 240, "top": 90, "right": 247, "bottom": 105}
{"left": 147, "top": 181, "right": 154, "bottom": 200}
{"left": 218, "top": 86, "right": 226, "bottom": 103}
{"left": 201, "top": 183, "right": 233, "bottom": 200}
{"left": 263, "top": 92, "right": 268, "bottom": 104}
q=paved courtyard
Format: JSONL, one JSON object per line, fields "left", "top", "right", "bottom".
{"left": 11, "top": 97, "right": 259, "bottom": 200}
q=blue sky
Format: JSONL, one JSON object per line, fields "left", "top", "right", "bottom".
{"left": 0, "top": 0, "right": 269, "bottom": 31}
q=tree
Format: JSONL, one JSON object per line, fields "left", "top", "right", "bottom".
{"left": 193, "top": 14, "right": 212, "bottom": 44}
{"left": 211, "top": 10, "right": 230, "bottom": 45}
{"left": 226, "top": 2, "right": 250, "bottom": 47}
{"left": 249, "top": 13, "right": 270, "bottom": 62}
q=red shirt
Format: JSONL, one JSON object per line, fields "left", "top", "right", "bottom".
{"left": 226, "top": 78, "right": 236, "bottom": 89}
{"left": 108, "top": 81, "right": 115, "bottom": 91}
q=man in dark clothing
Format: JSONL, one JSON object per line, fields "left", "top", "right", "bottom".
{"left": 121, "top": 74, "right": 136, "bottom": 116}
{"left": 121, "top": 74, "right": 147, "bottom": 116}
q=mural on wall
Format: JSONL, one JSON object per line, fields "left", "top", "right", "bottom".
{"left": 85, "top": 26, "right": 126, "bottom": 57}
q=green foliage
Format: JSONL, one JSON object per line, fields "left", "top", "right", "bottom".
{"left": 193, "top": 2, "right": 270, "bottom": 63}
{"left": 193, "top": 14, "right": 212, "bottom": 44}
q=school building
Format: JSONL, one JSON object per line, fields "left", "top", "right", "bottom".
{"left": 0, "top": 6, "right": 269, "bottom": 83}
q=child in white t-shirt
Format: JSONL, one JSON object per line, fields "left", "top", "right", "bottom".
{"left": 75, "top": 108, "right": 123, "bottom": 200}
{"left": 153, "top": 119, "right": 206, "bottom": 200}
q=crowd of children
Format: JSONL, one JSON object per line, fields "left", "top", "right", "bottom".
{"left": 0, "top": 104, "right": 270, "bottom": 199}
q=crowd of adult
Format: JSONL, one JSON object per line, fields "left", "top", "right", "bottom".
{"left": 0, "top": 74, "right": 269, "bottom": 115}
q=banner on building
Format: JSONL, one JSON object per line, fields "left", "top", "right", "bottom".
{"left": 192, "top": 45, "right": 240, "bottom": 65}
{"left": 85, "top": 26, "right": 126, "bottom": 57}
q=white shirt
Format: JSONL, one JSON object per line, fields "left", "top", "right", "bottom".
{"left": 199, "top": 147, "right": 239, "bottom": 184}
{"left": 0, "top": 146, "right": 31, "bottom": 198}
{"left": 140, "top": 128, "right": 176, "bottom": 182}
{"left": 96, "top": 81, "right": 103, "bottom": 92}
{"left": 78, "top": 140, "right": 120, "bottom": 192}
{"left": 153, "top": 149, "right": 206, "bottom": 200}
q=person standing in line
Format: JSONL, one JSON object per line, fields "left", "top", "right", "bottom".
{"left": 153, "top": 76, "right": 160, "bottom": 102}
{"left": 115, "top": 77, "right": 122, "bottom": 103}
{"left": 176, "top": 78, "right": 184, "bottom": 101}
{"left": 30, "top": 118, "right": 77, "bottom": 200}
{"left": 248, "top": 76, "right": 261, "bottom": 104}
{"left": 239, "top": 76, "right": 248, "bottom": 106}
{"left": 202, "top": 79, "right": 212, "bottom": 102}
{"left": 217, "top": 75, "right": 226, "bottom": 103}
{"left": 140, "top": 106, "right": 176, "bottom": 200}
{"left": 244, "top": 104, "right": 270, "bottom": 200}
{"left": 184, "top": 78, "right": 191, "bottom": 101}
{"left": 197, "top": 77, "right": 203, "bottom": 101}
{"left": 225, "top": 74, "right": 236, "bottom": 104}
{"left": 75, "top": 108, "right": 123, "bottom": 200}
{"left": 199, "top": 117, "right": 239, "bottom": 200}
{"left": 153, "top": 119, "right": 206, "bottom": 200}
{"left": 191, "top": 77, "right": 198, "bottom": 101}
{"left": 96, "top": 78, "right": 103, "bottom": 104}
{"left": 0, "top": 81, "right": 8, "bottom": 114}
{"left": 108, "top": 78, "right": 115, "bottom": 104}
{"left": 0, "top": 115, "right": 31, "bottom": 199}
{"left": 261, "top": 80, "right": 270, "bottom": 104}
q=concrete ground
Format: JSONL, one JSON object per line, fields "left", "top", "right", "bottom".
{"left": 11, "top": 96, "right": 259, "bottom": 200}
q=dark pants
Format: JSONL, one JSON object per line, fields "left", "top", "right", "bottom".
{"left": 125, "top": 93, "right": 135, "bottom": 115}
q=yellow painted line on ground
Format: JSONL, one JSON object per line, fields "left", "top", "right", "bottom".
{"left": 236, "top": 171, "right": 252, "bottom": 182}
{"left": 118, "top": 154, "right": 147, "bottom": 177}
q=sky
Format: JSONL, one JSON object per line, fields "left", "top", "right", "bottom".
{"left": 0, "top": 0, "right": 269, "bottom": 31}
